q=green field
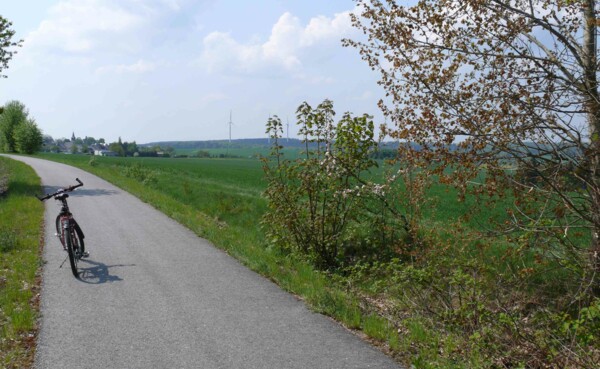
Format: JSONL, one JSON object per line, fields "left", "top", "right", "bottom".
{"left": 174, "top": 146, "right": 305, "bottom": 160}
{"left": 79, "top": 155, "right": 267, "bottom": 231}
{"left": 41, "top": 154, "right": 508, "bottom": 230}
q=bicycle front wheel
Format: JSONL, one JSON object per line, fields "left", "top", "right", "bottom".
{"left": 73, "top": 220, "right": 85, "bottom": 254}
{"left": 55, "top": 215, "right": 67, "bottom": 248}
{"left": 65, "top": 226, "right": 79, "bottom": 278}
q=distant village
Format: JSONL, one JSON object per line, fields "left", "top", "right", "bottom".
{"left": 42, "top": 132, "right": 114, "bottom": 156}
{"left": 42, "top": 132, "right": 170, "bottom": 157}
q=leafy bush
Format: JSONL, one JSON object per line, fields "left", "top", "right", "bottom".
{"left": 0, "top": 101, "right": 43, "bottom": 154}
{"left": 262, "top": 100, "right": 406, "bottom": 269}
{"left": 88, "top": 156, "right": 98, "bottom": 167}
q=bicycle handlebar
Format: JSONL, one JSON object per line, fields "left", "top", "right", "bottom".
{"left": 37, "top": 178, "right": 84, "bottom": 201}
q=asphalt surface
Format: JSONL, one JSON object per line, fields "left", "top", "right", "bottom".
{"left": 5, "top": 155, "right": 402, "bottom": 369}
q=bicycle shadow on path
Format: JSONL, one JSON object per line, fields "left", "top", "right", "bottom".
{"left": 77, "top": 259, "right": 135, "bottom": 284}
{"left": 39, "top": 185, "right": 118, "bottom": 198}
{"left": 71, "top": 188, "right": 119, "bottom": 197}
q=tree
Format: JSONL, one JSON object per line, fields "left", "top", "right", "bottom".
{"left": 346, "top": 1, "right": 600, "bottom": 291}
{"left": 0, "top": 101, "right": 43, "bottom": 154}
{"left": 109, "top": 140, "right": 125, "bottom": 156}
{"left": 14, "top": 118, "right": 43, "bottom": 154}
{"left": 126, "top": 141, "right": 138, "bottom": 156}
{"left": 0, "top": 100, "right": 28, "bottom": 152}
{"left": 262, "top": 100, "right": 397, "bottom": 269}
{"left": 0, "top": 16, "right": 23, "bottom": 78}
{"left": 83, "top": 136, "right": 96, "bottom": 146}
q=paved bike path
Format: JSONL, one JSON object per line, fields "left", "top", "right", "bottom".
{"left": 5, "top": 155, "right": 401, "bottom": 369}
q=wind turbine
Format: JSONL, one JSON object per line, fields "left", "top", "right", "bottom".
{"left": 227, "top": 110, "right": 234, "bottom": 157}
{"left": 228, "top": 110, "right": 233, "bottom": 144}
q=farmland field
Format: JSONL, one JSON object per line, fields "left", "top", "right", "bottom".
{"left": 37, "top": 154, "right": 268, "bottom": 236}
{"left": 35, "top": 153, "right": 509, "bottom": 232}
{"left": 173, "top": 146, "right": 308, "bottom": 160}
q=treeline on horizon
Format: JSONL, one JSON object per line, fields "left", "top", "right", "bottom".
{"left": 141, "top": 139, "right": 425, "bottom": 159}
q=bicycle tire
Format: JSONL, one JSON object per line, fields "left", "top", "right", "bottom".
{"left": 55, "top": 215, "right": 66, "bottom": 248}
{"left": 65, "top": 225, "right": 79, "bottom": 278}
{"left": 73, "top": 220, "right": 85, "bottom": 254}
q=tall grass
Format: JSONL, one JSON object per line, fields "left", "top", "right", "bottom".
{"left": 0, "top": 157, "right": 43, "bottom": 369}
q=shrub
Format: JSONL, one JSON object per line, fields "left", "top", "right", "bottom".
{"left": 262, "top": 100, "right": 405, "bottom": 269}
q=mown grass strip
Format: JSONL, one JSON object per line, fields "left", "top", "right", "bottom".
{"left": 0, "top": 156, "right": 43, "bottom": 369}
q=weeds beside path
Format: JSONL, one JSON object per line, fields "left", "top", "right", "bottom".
{"left": 0, "top": 156, "right": 43, "bottom": 369}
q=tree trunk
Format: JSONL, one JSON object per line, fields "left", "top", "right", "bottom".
{"left": 583, "top": 0, "right": 600, "bottom": 294}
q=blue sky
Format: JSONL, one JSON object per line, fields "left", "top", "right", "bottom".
{"left": 1, "top": 0, "right": 384, "bottom": 143}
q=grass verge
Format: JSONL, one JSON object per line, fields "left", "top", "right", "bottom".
{"left": 0, "top": 157, "right": 43, "bottom": 369}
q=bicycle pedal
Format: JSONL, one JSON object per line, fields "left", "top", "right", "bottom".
{"left": 81, "top": 252, "right": 90, "bottom": 258}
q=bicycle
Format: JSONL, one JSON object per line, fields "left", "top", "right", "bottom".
{"left": 38, "top": 178, "right": 87, "bottom": 278}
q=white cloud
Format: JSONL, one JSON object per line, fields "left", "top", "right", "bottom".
{"left": 95, "top": 59, "right": 157, "bottom": 74}
{"left": 300, "top": 11, "right": 354, "bottom": 47}
{"left": 25, "top": 0, "right": 145, "bottom": 54}
{"left": 261, "top": 12, "right": 303, "bottom": 70}
{"left": 199, "top": 31, "right": 262, "bottom": 73}
{"left": 199, "top": 9, "right": 356, "bottom": 74}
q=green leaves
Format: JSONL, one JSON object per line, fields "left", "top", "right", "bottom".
{"left": 0, "top": 16, "right": 22, "bottom": 78}
{"left": 0, "top": 101, "right": 43, "bottom": 154}
{"left": 14, "top": 119, "right": 43, "bottom": 154}
{"left": 262, "top": 99, "right": 392, "bottom": 269}
{"left": 349, "top": 0, "right": 600, "bottom": 296}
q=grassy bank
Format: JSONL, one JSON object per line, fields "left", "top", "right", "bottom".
{"left": 0, "top": 157, "right": 43, "bottom": 369}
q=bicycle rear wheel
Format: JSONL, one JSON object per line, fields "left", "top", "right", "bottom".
{"left": 65, "top": 226, "right": 79, "bottom": 278}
